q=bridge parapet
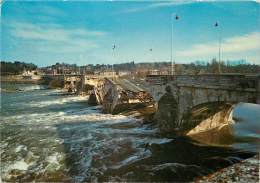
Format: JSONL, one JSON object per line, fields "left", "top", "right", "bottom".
{"left": 146, "top": 74, "right": 259, "bottom": 100}
{"left": 173, "top": 74, "right": 258, "bottom": 90}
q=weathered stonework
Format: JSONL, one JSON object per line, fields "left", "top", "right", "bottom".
{"left": 154, "top": 86, "right": 178, "bottom": 132}
{"left": 89, "top": 78, "right": 154, "bottom": 114}
{"left": 148, "top": 74, "right": 260, "bottom": 133}
{"left": 186, "top": 103, "right": 234, "bottom": 135}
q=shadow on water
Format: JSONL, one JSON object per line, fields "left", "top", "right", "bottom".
{"left": 99, "top": 137, "right": 254, "bottom": 182}
{"left": 52, "top": 99, "right": 257, "bottom": 182}
{"left": 55, "top": 119, "right": 256, "bottom": 182}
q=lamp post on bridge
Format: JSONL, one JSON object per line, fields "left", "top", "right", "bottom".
{"left": 171, "top": 13, "right": 179, "bottom": 76}
{"left": 81, "top": 65, "right": 86, "bottom": 90}
{"left": 112, "top": 44, "right": 116, "bottom": 80}
{"left": 149, "top": 48, "right": 153, "bottom": 75}
{"left": 215, "top": 21, "right": 222, "bottom": 74}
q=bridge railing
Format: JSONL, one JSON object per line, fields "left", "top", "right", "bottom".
{"left": 146, "top": 74, "right": 259, "bottom": 90}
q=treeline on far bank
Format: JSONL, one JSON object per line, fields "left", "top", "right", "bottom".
{"left": 0, "top": 61, "right": 37, "bottom": 75}
{"left": 1, "top": 59, "right": 259, "bottom": 75}
{"left": 111, "top": 59, "right": 260, "bottom": 74}
{"left": 179, "top": 59, "right": 260, "bottom": 74}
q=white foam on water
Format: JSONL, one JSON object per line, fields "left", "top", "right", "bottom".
{"left": 145, "top": 138, "right": 172, "bottom": 145}
{"left": 54, "top": 138, "right": 64, "bottom": 144}
{"left": 26, "top": 95, "right": 88, "bottom": 108}
{"left": 0, "top": 112, "right": 63, "bottom": 125}
{"left": 2, "top": 88, "right": 170, "bottom": 182}
{"left": 110, "top": 149, "right": 152, "bottom": 170}
{"left": 11, "top": 160, "right": 29, "bottom": 170}
{"left": 64, "top": 112, "right": 135, "bottom": 124}
{"left": 45, "top": 152, "right": 65, "bottom": 172}
{"left": 0, "top": 107, "right": 137, "bottom": 130}
{"left": 3, "top": 159, "right": 31, "bottom": 173}
{"left": 151, "top": 162, "right": 201, "bottom": 172}
{"left": 0, "top": 142, "right": 8, "bottom": 154}
{"left": 15, "top": 145, "right": 27, "bottom": 153}
{"left": 46, "top": 152, "right": 61, "bottom": 164}
{"left": 19, "top": 85, "right": 46, "bottom": 91}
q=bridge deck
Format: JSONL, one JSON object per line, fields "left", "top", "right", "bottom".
{"left": 114, "top": 78, "right": 147, "bottom": 93}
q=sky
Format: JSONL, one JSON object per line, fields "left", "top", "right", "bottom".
{"left": 1, "top": 0, "right": 260, "bottom": 67}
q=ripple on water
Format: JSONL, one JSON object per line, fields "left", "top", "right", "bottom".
{"left": 1, "top": 84, "right": 258, "bottom": 182}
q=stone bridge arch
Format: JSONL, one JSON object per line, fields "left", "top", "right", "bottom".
{"left": 177, "top": 85, "right": 257, "bottom": 130}
{"left": 182, "top": 101, "right": 234, "bottom": 134}
{"left": 147, "top": 74, "right": 260, "bottom": 133}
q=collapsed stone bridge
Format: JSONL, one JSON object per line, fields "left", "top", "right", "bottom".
{"left": 42, "top": 74, "right": 113, "bottom": 92}
{"left": 146, "top": 74, "right": 260, "bottom": 133}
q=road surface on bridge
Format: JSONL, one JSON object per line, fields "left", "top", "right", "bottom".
{"left": 114, "top": 78, "right": 147, "bottom": 93}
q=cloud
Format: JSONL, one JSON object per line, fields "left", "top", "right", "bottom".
{"left": 120, "top": 0, "right": 259, "bottom": 13}
{"left": 120, "top": 0, "right": 193, "bottom": 13}
{"left": 9, "top": 21, "right": 107, "bottom": 41}
{"left": 38, "top": 4, "right": 67, "bottom": 17}
{"left": 177, "top": 32, "right": 260, "bottom": 59}
{"left": 7, "top": 21, "right": 108, "bottom": 53}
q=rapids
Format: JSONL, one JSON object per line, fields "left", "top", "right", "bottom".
{"left": 0, "top": 83, "right": 257, "bottom": 182}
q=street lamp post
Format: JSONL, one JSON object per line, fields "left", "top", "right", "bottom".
{"left": 171, "top": 14, "right": 179, "bottom": 75}
{"left": 112, "top": 44, "right": 116, "bottom": 80}
{"left": 149, "top": 48, "right": 152, "bottom": 74}
{"left": 215, "top": 22, "right": 221, "bottom": 74}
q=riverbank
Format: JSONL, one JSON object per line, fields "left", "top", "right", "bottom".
{"left": 1, "top": 75, "right": 45, "bottom": 84}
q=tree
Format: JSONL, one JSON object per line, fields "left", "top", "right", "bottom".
{"left": 0, "top": 61, "right": 37, "bottom": 75}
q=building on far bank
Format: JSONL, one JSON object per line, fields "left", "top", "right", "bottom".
{"left": 95, "top": 70, "right": 117, "bottom": 76}
{"left": 118, "top": 71, "right": 131, "bottom": 76}
{"left": 148, "top": 69, "right": 171, "bottom": 75}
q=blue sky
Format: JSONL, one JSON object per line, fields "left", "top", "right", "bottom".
{"left": 1, "top": 0, "right": 260, "bottom": 67}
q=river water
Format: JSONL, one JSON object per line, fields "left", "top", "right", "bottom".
{"left": 0, "top": 83, "right": 258, "bottom": 182}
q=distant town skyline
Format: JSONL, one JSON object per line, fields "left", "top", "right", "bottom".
{"left": 1, "top": 0, "right": 260, "bottom": 67}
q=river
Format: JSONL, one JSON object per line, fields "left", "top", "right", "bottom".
{"left": 0, "top": 83, "right": 258, "bottom": 182}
